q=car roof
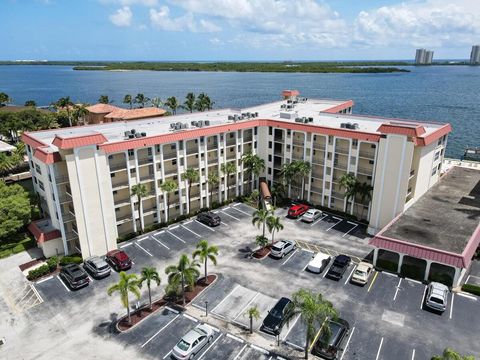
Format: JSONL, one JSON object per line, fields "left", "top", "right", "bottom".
{"left": 182, "top": 329, "right": 201, "bottom": 343}
{"left": 311, "top": 252, "right": 330, "bottom": 261}
{"left": 108, "top": 249, "right": 129, "bottom": 260}
{"left": 274, "top": 297, "right": 291, "bottom": 309}
{"left": 305, "top": 209, "right": 318, "bottom": 213}
{"left": 335, "top": 255, "right": 351, "bottom": 262}
{"left": 356, "top": 262, "right": 373, "bottom": 272}
{"left": 430, "top": 282, "right": 448, "bottom": 291}
{"left": 86, "top": 256, "right": 106, "bottom": 265}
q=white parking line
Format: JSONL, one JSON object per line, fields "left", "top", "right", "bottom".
{"left": 230, "top": 206, "right": 251, "bottom": 216}
{"left": 195, "top": 220, "right": 216, "bottom": 232}
{"left": 342, "top": 223, "right": 358, "bottom": 237}
{"left": 30, "top": 283, "right": 43, "bottom": 303}
{"left": 233, "top": 344, "right": 248, "bottom": 360}
{"left": 405, "top": 278, "right": 422, "bottom": 285}
{"left": 233, "top": 292, "right": 260, "bottom": 321}
{"left": 170, "top": 225, "right": 180, "bottom": 230}
{"left": 375, "top": 337, "right": 384, "bottom": 360}
{"left": 220, "top": 221, "right": 230, "bottom": 227}
{"left": 198, "top": 333, "right": 223, "bottom": 360}
{"left": 449, "top": 293, "right": 455, "bottom": 319}
{"left": 282, "top": 314, "right": 301, "bottom": 340}
{"left": 183, "top": 313, "right": 198, "bottom": 322}
{"left": 420, "top": 285, "right": 427, "bottom": 309}
{"left": 57, "top": 276, "right": 70, "bottom": 292}
{"left": 311, "top": 214, "right": 328, "bottom": 226}
{"left": 411, "top": 349, "right": 416, "bottom": 360}
{"left": 137, "top": 236, "right": 148, "bottom": 242}
{"left": 141, "top": 314, "right": 180, "bottom": 348}
{"left": 227, "top": 333, "right": 244, "bottom": 343}
{"left": 120, "top": 242, "right": 133, "bottom": 248}
{"left": 393, "top": 278, "right": 403, "bottom": 301}
{"left": 36, "top": 275, "right": 54, "bottom": 284}
{"left": 344, "top": 266, "right": 356, "bottom": 285}
{"left": 382, "top": 271, "right": 397, "bottom": 277}
{"left": 211, "top": 284, "right": 240, "bottom": 313}
{"left": 339, "top": 326, "right": 355, "bottom": 360}
{"left": 232, "top": 203, "right": 240, "bottom": 207}
{"left": 302, "top": 261, "right": 311, "bottom": 272}
{"left": 285, "top": 340, "right": 304, "bottom": 351}
{"left": 457, "top": 292, "right": 478, "bottom": 301}
{"left": 135, "top": 242, "right": 153, "bottom": 257}
{"left": 184, "top": 220, "right": 193, "bottom": 225}
{"left": 250, "top": 344, "right": 269, "bottom": 355}
{"left": 167, "top": 230, "right": 186, "bottom": 243}
{"left": 326, "top": 217, "right": 343, "bottom": 231}
{"left": 165, "top": 306, "right": 180, "bottom": 314}
{"left": 153, "top": 237, "right": 170, "bottom": 250}
{"left": 282, "top": 249, "right": 298, "bottom": 266}
{"left": 221, "top": 210, "right": 241, "bottom": 221}
{"left": 181, "top": 224, "right": 201, "bottom": 237}
{"left": 154, "top": 230, "right": 165, "bottom": 236}
{"left": 162, "top": 350, "right": 172, "bottom": 359}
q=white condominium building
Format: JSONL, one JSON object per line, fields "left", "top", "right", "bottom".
{"left": 415, "top": 49, "right": 434, "bottom": 65}
{"left": 470, "top": 45, "right": 480, "bottom": 65}
{"left": 23, "top": 90, "right": 451, "bottom": 259}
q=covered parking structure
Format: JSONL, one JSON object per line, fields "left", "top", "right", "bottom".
{"left": 369, "top": 166, "right": 480, "bottom": 287}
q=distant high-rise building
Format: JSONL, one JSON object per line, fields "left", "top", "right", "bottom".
{"left": 470, "top": 45, "right": 480, "bottom": 65}
{"left": 415, "top": 48, "right": 434, "bottom": 65}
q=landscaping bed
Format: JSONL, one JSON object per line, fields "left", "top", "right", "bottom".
{"left": 252, "top": 245, "right": 272, "bottom": 260}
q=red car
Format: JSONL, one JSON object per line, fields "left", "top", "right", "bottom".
{"left": 105, "top": 249, "right": 132, "bottom": 271}
{"left": 288, "top": 204, "right": 310, "bottom": 218}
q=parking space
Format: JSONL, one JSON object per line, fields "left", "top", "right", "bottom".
{"left": 329, "top": 220, "right": 358, "bottom": 238}
{"left": 211, "top": 285, "right": 258, "bottom": 320}
{"left": 449, "top": 292, "right": 479, "bottom": 331}
{"left": 280, "top": 249, "right": 313, "bottom": 275}
{"left": 199, "top": 333, "right": 245, "bottom": 360}
{"left": 233, "top": 293, "right": 277, "bottom": 330}
{"left": 235, "top": 345, "right": 270, "bottom": 360}
{"left": 192, "top": 275, "right": 238, "bottom": 311}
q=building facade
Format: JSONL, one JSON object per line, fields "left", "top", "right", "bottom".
{"left": 470, "top": 45, "right": 480, "bottom": 65}
{"left": 22, "top": 91, "right": 451, "bottom": 258}
{"left": 415, "top": 49, "right": 434, "bottom": 65}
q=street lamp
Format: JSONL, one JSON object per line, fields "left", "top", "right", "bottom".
{"left": 205, "top": 301, "right": 209, "bottom": 317}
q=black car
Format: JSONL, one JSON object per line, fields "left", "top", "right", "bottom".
{"left": 59, "top": 263, "right": 90, "bottom": 290}
{"left": 261, "top": 297, "right": 292, "bottom": 335}
{"left": 326, "top": 255, "right": 351, "bottom": 280}
{"left": 197, "top": 211, "right": 221, "bottom": 227}
{"left": 311, "top": 318, "right": 350, "bottom": 359}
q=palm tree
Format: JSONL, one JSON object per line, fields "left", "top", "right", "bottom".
{"left": 221, "top": 161, "right": 237, "bottom": 200}
{"left": 151, "top": 97, "right": 162, "bottom": 108}
{"left": 357, "top": 182, "right": 373, "bottom": 219}
{"left": 131, "top": 184, "right": 148, "bottom": 233}
{"left": 24, "top": 100, "right": 36, "bottom": 107}
{"left": 255, "top": 234, "right": 268, "bottom": 249}
{"left": 241, "top": 152, "right": 265, "bottom": 192}
{"left": 72, "top": 104, "right": 88, "bottom": 126}
{"left": 192, "top": 239, "right": 218, "bottom": 284}
{"left": 286, "top": 289, "right": 338, "bottom": 359}
{"left": 37, "top": 113, "right": 60, "bottom": 130}
{"left": 165, "top": 96, "right": 179, "bottom": 115}
{"left": 53, "top": 97, "right": 74, "bottom": 127}
{"left": 207, "top": 172, "right": 220, "bottom": 207}
{"left": 0, "top": 92, "right": 11, "bottom": 106}
{"left": 194, "top": 93, "right": 207, "bottom": 112}
{"left": 203, "top": 95, "right": 215, "bottom": 110}
{"left": 138, "top": 267, "right": 161, "bottom": 310}
{"left": 160, "top": 179, "right": 178, "bottom": 221}
{"left": 246, "top": 306, "right": 261, "bottom": 334}
{"left": 107, "top": 272, "right": 141, "bottom": 325}
{"left": 266, "top": 215, "right": 283, "bottom": 245}
{"left": 182, "top": 93, "right": 196, "bottom": 113}
{"left": 134, "top": 93, "right": 150, "bottom": 108}
{"left": 252, "top": 208, "right": 270, "bottom": 238}
{"left": 432, "top": 348, "right": 475, "bottom": 360}
{"left": 123, "top": 94, "right": 133, "bottom": 109}
{"left": 295, "top": 160, "right": 311, "bottom": 199}
{"left": 0, "top": 153, "right": 15, "bottom": 179}
{"left": 338, "top": 173, "right": 358, "bottom": 213}
{"left": 98, "top": 95, "right": 110, "bottom": 104}
{"left": 165, "top": 254, "right": 200, "bottom": 306}
{"left": 181, "top": 168, "right": 200, "bottom": 214}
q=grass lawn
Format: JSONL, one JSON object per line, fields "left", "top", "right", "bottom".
{"left": 0, "top": 231, "right": 36, "bottom": 259}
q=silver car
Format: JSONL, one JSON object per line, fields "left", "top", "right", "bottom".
{"left": 425, "top": 282, "right": 449, "bottom": 312}
{"left": 83, "top": 256, "right": 111, "bottom": 279}
{"left": 301, "top": 209, "right": 322, "bottom": 223}
{"left": 172, "top": 323, "right": 214, "bottom": 360}
{"left": 270, "top": 240, "right": 296, "bottom": 258}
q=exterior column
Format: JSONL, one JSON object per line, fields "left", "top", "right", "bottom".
{"left": 49, "top": 164, "right": 68, "bottom": 255}
{"left": 452, "top": 267, "right": 462, "bottom": 287}
{"left": 160, "top": 145, "right": 168, "bottom": 222}
{"left": 198, "top": 139, "right": 204, "bottom": 209}
{"left": 152, "top": 146, "right": 161, "bottom": 223}
{"left": 134, "top": 149, "right": 144, "bottom": 232}
{"left": 239, "top": 130, "right": 245, "bottom": 196}
{"left": 125, "top": 150, "right": 136, "bottom": 233}
{"left": 204, "top": 139, "right": 210, "bottom": 208}
{"left": 372, "top": 248, "right": 379, "bottom": 267}
{"left": 397, "top": 253, "right": 405, "bottom": 274}
{"left": 424, "top": 260, "right": 432, "bottom": 282}
{"left": 177, "top": 141, "right": 185, "bottom": 215}
{"left": 235, "top": 130, "right": 240, "bottom": 197}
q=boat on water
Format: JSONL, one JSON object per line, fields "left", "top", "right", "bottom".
{"left": 463, "top": 147, "right": 480, "bottom": 161}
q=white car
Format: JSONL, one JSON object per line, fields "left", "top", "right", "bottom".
{"left": 425, "top": 282, "right": 449, "bottom": 312}
{"left": 172, "top": 323, "right": 214, "bottom": 360}
{"left": 270, "top": 240, "right": 296, "bottom": 258}
{"left": 307, "top": 252, "right": 331, "bottom": 273}
{"left": 350, "top": 262, "right": 374, "bottom": 285}
{"left": 301, "top": 209, "right": 322, "bottom": 223}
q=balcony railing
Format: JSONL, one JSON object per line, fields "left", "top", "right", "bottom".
{"left": 312, "top": 158, "right": 325, "bottom": 165}
{"left": 335, "top": 147, "right": 350, "bottom": 155}
{"left": 55, "top": 175, "right": 69, "bottom": 184}
{"left": 114, "top": 197, "right": 131, "bottom": 206}
{"left": 357, "top": 167, "right": 373, "bottom": 175}
{"left": 312, "top": 172, "right": 323, "bottom": 179}
{"left": 138, "top": 157, "right": 153, "bottom": 166}
{"left": 163, "top": 168, "right": 177, "bottom": 176}
{"left": 333, "top": 162, "right": 348, "bottom": 170}
{"left": 331, "top": 191, "right": 345, "bottom": 200}
{"left": 163, "top": 151, "right": 177, "bottom": 160}
{"left": 62, "top": 211, "right": 75, "bottom": 222}
{"left": 139, "top": 175, "right": 155, "bottom": 183}
{"left": 310, "top": 186, "right": 323, "bottom": 194}
{"left": 292, "top": 139, "right": 304, "bottom": 147}
{"left": 359, "top": 150, "right": 376, "bottom": 158}
{"left": 65, "top": 232, "right": 78, "bottom": 241}
{"left": 116, "top": 214, "right": 133, "bottom": 223}
{"left": 243, "top": 135, "right": 253, "bottom": 142}
{"left": 112, "top": 180, "right": 129, "bottom": 189}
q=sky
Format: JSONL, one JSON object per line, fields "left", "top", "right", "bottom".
{"left": 1, "top": 0, "right": 479, "bottom": 61}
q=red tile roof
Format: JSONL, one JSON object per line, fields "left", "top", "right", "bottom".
{"left": 52, "top": 132, "right": 108, "bottom": 149}
{"left": 282, "top": 89, "right": 300, "bottom": 97}
{"left": 322, "top": 100, "right": 355, "bottom": 114}
{"left": 86, "top": 104, "right": 121, "bottom": 114}
{"left": 377, "top": 122, "right": 426, "bottom": 137}
{"left": 28, "top": 221, "right": 62, "bottom": 244}
{"left": 105, "top": 107, "right": 166, "bottom": 120}
{"left": 34, "top": 146, "right": 62, "bottom": 164}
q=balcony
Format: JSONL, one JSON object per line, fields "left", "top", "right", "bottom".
{"left": 333, "top": 162, "right": 348, "bottom": 171}
{"left": 292, "top": 139, "right": 304, "bottom": 147}
{"left": 116, "top": 214, "right": 133, "bottom": 224}
{"left": 138, "top": 157, "right": 153, "bottom": 166}
{"left": 312, "top": 171, "right": 323, "bottom": 179}
{"left": 139, "top": 175, "right": 155, "bottom": 183}
{"left": 331, "top": 191, "right": 345, "bottom": 200}
{"left": 207, "top": 156, "right": 219, "bottom": 164}
{"left": 164, "top": 168, "right": 177, "bottom": 176}
{"left": 109, "top": 162, "right": 127, "bottom": 172}
{"left": 226, "top": 152, "right": 236, "bottom": 160}
{"left": 61, "top": 211, "right": 75, "bottom": 222}
{"left": 55, "top": 175, "right": 69, "bottom": 184}
{"left": 312, "top": 158, "right": 325, "bottom": 166}
{"left": 335, "top": 147, "right": 350, "bottom": 155}
{"left": 226, "top": 139, "right": 236, "bottom": 147}
{"left": 409, "top": 169, "right": 415, "bottom": 179}
{"left": 243, "top": 135, "right": 253, "bottom": 142}
{"left": 114, "top": 196, "right": 131, "bottom": 207}
{"left": 163, "top": 150, "right": 177, "bottom": 160}
{"left": 112, "top": 179, "right": 129, "bottom": 189}
{"left": 357, "top": 166, "right": 373, "bottom": 175}
{"left": 65, "top": 231, "right": 78, "bottom": 241}
{"left": 313, "top": 142, "right": 326, "bottom": 150}
{"left": 143, "top": 206, "right": 157, "bottom": 215}
{"left": 310, "top": 186, "right": 323, "bottom": 194}
{"left": 359, "top": 149, "right": 376, "bottom": 159}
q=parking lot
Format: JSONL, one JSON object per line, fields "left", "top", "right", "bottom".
{"left": 7, "top": 201, "right": 479, "bottom": 360}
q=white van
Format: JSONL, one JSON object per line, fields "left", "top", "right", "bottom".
{"left": 307, "top": 252, "right": 331, "bottom": 274}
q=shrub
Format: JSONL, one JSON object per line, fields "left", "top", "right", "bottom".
{"left": 47, "top": 256, "right": 58, "bottom": 271}
{"left": 376, "top": 258, "right": 398, "bottom": 273}
{"left": 59, "top": 255, "right": 83, "bottom": 266}
{"left": 461, "top": 284, "right": 480, "bottom": 296}
{"left": 255, "top": 235, "right": 269, "bottom": 249}
{"left": 117, "top": 232, "right": 137, "bottom": 243}
{"left": 27, "top": 264, "right": 50, "bottom": 280}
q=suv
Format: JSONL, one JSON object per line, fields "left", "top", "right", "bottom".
{"left": 311, "top": 318, "right": 350, "bottom": 359}
{"left": 288, "top": 204, "right": 309, "bottom": 218}
{"left": 83, "top": 256, "right": 111, "bottom": 279}
{"left": 261, "top": 297, "right": 292, "bottom": 335}
{"left": 270, "top": 240, "right": 296, "bottom": 258}
{"left": 326, "top": 255, "right": 351, "bottom": 280}
{"left": 197, "top": 211, "right": 221, "bottom": 227}
{"left": 59, "top": 264, "right": 90, "bottom": 290}
{"left": 425, "top": 282, "right": 449, "bottom": 312}
{"left": 106, "top": 249, "right": 132, "bottom": 271}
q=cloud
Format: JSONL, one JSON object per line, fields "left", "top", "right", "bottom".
{"left": 100, "top": 0, "right": 158, "bottom": 6}
{"left": 109, "top": 6, "right": 133, "bottom": 27}
{"left": 149, "top": 6, "right": 221, "bottom": 32}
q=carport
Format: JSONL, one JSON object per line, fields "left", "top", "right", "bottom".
{"left": 369, "top": 166, "right": 480, "bottom": 287}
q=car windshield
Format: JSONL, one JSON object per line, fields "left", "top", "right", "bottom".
{"left": 270, "top": 308, "right": 283, "bottom": 319}
{"left": 354, "top": 270, "right": 365, "bottom": 276}
{"left": 176, "top": 339, "right": 191, "bottom": 351}
{"left": 194, "top": 327, "right": 207, "bottom": 336}
{"left": 430, "top": 296, "right": 444, "bottom": 304}
{"left": 98, "top": 264, "right": 109, "bottom": 271}
{"left": 73, "top": 274, "right": 87, "bottom": 281}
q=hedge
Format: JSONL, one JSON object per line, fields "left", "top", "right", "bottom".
{"left": 47, "top": 256, "right": 58, "bottom": 271}
{"left": 59, "top": 255, "right": 83, "bottom": 265}
{"left": 461, "top": 284, "right": 480, "bottom": 296}
{"left": 27, "top": 264, "right": 51, "bottom": 280}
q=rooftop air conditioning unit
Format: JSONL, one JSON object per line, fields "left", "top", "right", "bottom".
{"left": 340, "top": 123, "right": 347, "bottom": 128}
{"left": 308, "top": 117, "right": 313, "bottom": 122}
{"left": 197, "top": 121, "right": 204, "bottom": 127}
{"left": 228, "top": 115, "right": 234, "bottom": 120}
{"left": 191, "top": 121, "right": 198, "bottom": 126}
{"left": 170, "top": 123, "right": 175, "bottom": 129}
{"left": 255, "top": 112, "right": 259, "bottom": 117}
{"left": 204, "top": 120, "right": 210, "bottom": 126}
{"left": 124, "top": 131, "right": 131, "bottom": 137}
{"left": 141, "top": 132, "right": 146, "bottom": 137}
{"left": 131, "top": 129, "right": 136, "bottom": 134}
{"left": 295, "top": 117, "right": 302, "bottom": 122}
{"left": 353, "top": 123, "right": 359, "bottom": 130}
{"left": 135, "top": 133, "right": 142, "bottom": 138}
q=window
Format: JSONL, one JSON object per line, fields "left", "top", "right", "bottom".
{"left": 157, "top": 163, "right": 162, "bottom": 170}
{"left": 431, "top": 167, "right": 437, "bottom": 176}
{"left": 200, "top": 136, "right": 204, "bottom": 143}
{"left": 268, "top": 141, "right": 272, "bottom": 149}
{"left": 371, "top": 144, "right": 376, "bottom": 149}
{"left": 254, "top": 141, "right": 257, "bottom": 149}
{"left": 115, "top": 208, "right": 120, "bottom": 212}
{"left": 369, "top": 160, "right": 374, "bottom": 165}
{"left": 108, "top": 155, "right": 113, "bottom": 160}
{"left": 328, "top": 136, "right": 333, "bottom": 145}
{"left": 178, "top": 141, "right": 184, "bottom": 150}
{"left": 367, "top": 176, "right": 372, "bottom": 180}
{"left": 221, "top": 149, "right": 224, "bottom": 155}
{"left": 180, "top": 158, "right": 184, "bottom": 166}
{"left": 128, "top": 149, "right": 134, "bottom": 157}
{"left": 437, "top": 139, "right": 442, "bottom": 146}
{"left": 170, "top": 144, "right": 176, "bottom": 151}
{"left": 110, "top": 173, "right": 115, "bottom": 178}
{"left": 350, "top": 157, "right": 356, "bottom": 165}
{"left": 254, "top": 127, "right": 258, "bottom": 135}
{"left": 194, "top": 139, "right": 198, "bottom": 144}
{"left": 327, "top": 152, "right": 332, "bottom": 160}
{"left": 38, "top": 180, "right": 45, "bottom": 191}
{"left": 130, "top": 169, "right": 136, "bottom": 175}
{"left": 269, "top": 127, "right": 273, "bottom": 135}
{"left": 352, "top": 140, "right": 358, "bottom": 147}
{"left": 27, "top": 145, "right": 31, "bottom": 153}
{"left": 201, "top": 153, "right": 204, "bottom": 158}
{"left": 268, "top": 168, "right": 272, "bottom": 175}
{"left": 268, "top": 155, "right": 272, "bottom": 162}
{"left": 147, "top": 148, "right": 152, "bottom": 156}
{"left": 172, "top": 159, "right": 177, "bottom": 166}
{"left": 229, "top": 133, "right": 234, "bottom": 138}
{"left": 287, "top": 129, "right": 291, "bottom": 136}
{"left": 287, "top": 145, "right": 291, "bottom": 151}
{"left": 156, "top": 145, "right": 160, "bottom": 152}
{"left": 113, "top": 190, "right": 118, "bottom": 195}
{"left": 35, "top": 164, "right": 42, "bottom": 174}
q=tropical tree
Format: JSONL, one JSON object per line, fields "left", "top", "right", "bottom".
{"left": 107, "top": 271, "right": 141, "bottom": 325}
{"left": 131, "top": 183, "right": 148, "bottom": 233}
{"left": 138, "top": 267, "right": 161, "bottom": 310}
{"left": 24, "top": 100, "right": 36, "bottom": 107}
{"left": 181, "top": 168, "right": 200, "bottom": 214}
{"left": 295, "top": 160, "right": 311, "bottom": 199}
{"left": 72, "top": 104, "right": 88, "bottom": 126}
{"left": 432, "top": 348, "right": 475, "bottom": 360}
{"left": 338, "top": 173, "right": 360, "bottom": 214}
{"left": 151, "top": 97, "right": 162, "bottom": 108}
{"left": 195, "top": 93, "right": 214, "bottom": 111}
{"left": 165, "top": 254, "right": 200, "bottom": 306}
{"left": 207, "top": 172, "right": 220, "bottom": 206}
{"left": 221, "top": 161, "right": 237, "bottom": 200}
{"left": 192, "top": 239, "right": 218, "bottom": 284}
{"left": 0, "top": 92, "right": 11, "bottom": 106}
{"left": 160, "top": 179, "right": 178, "bottom": 221}
{"left": 182, "top": 92, "right": 196, "bottom": 113}
{"left": 123, "top": 94, "right": 133, "bottom": 109}
{"left": 357, "top": 182, "right": 373, "bottom": 219}
{"left": 53, "top": 97, "right": 74, "bottom": 127}
{"left": 286, "top": 289, "right": 338, "bottom": 359}
{"left": 255, "top": 234, "right": 268, "bottom": 249}
{"left": 98, "top": 95, "right": 110, "bottom": 104}
{"left": 241, "top": 152, "right": 265, "bottom": 192}
{"left": 37, "top": 113, "right": 60, "bottom": 130}
{"left": 252, "top": 208, "right": 270, "bottom": 238}
{"left": 134, "top": 93, "right": 150, "bottom": 108}
{"left": 0, "top": 153, "right": 16, "bottom": 178}
{"left": 279, "top": 162, "right": 296, "bottom": 197}
{"left": 246, "top": 306, "right": 261, "bottom": 334}
{"left": 266, "top": 215, "right": 283, "bottom": 245}
{"left": 165, "top": 96, "right": 179, "bottom": 115}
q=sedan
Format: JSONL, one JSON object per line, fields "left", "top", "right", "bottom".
{"left": 83, "top": 256, "right": 111, "bottom": 279}
{"left": 350, "top": 261, "right": 374, "bottom": 285}
{"left": 172, "top": 323, "right": 214, "bottom": 360}
{"left": 301, "top": 209, "right": 322, "bottom": 223}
